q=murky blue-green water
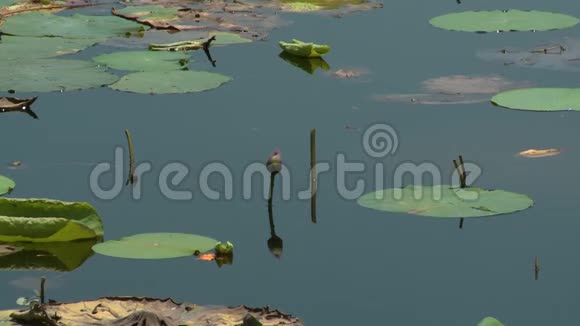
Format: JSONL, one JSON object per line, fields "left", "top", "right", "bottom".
{"left": 1, "top": 0, "right": 580, "bottom": 324}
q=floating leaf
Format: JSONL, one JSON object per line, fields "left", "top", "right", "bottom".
{"left": 0, "top": 176, "right": 15, "bottom": 196}
{"left": 357, "top": 185, "right": 533, "bottom": 218}
{"left": 1, "top": 12, "right": 145, "bottom": 38}
{"left": 109, "top": 70, "right": 231, "bottom": 94}
{"left": 215, "top": 241, "right": 234, "bottom": 255}
{"left": 210, "top": 31, "right": 252, "bottom": 45}
{"left": 0, "top": 59, "right": 118, "bottom": 93}
{"left": 279, "top": 52, "right": 330, "bottom": 74}
{"left": 377, "top": 75, "right": 531, "bottom": 105}
{"left": 0, "top": 297, "right": 303, "bottom": 325}
{"left": 477, "top": 317, "right": 505, "bottom": 326}
{"left": 0, "top": 239, "right": 97, "bottom": 271}
{"left": 0, "top": 245, "right": 20, "bottom": 257}
{"left": 0, "top": 198, "right": 103, "bottom": 242}
{"left": 517, "top": 148, "right": 561, "bottom": 158}
{"left": 491, "top": 88, "right": 580, "bottom": 111}
{"left": 93, "top": 51, "right": 190, "bottom": 72}
{"left": 478, "top": 39, "right": 580, "bottom": 72}
{"left": 0, "top": 35, "right": 99, "bottom": 61}
{"left": 281, "top": 2, "right": 323, "bottom": 12}
{"left": 430, "top": 10, "right": 580, "bottom": 33}
{"left": 0, "top": 97, "right": 39, "bottom": 119}
{"left": 92, "top": 233, "right": 219, "bottom": 259}
{"left": 279, "top": 39, "right": 330, "bottom": 58}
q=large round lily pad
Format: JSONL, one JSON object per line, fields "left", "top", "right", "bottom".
{"left": 92, "top": 233, "right": 219, "bottom": 259}
{"left": 0, "top": 176, "right": 15, "bottom": 196}
{"left": 0, "top": 59, "right": 118, "bottom": 93}
{"left": 491, "top": 88, "right": 580, "bottom": 111}
{"left": 430, "top": 10, "right": 580, "bottom": 32}
{"left": 357, "top": 185, "right": 533, "bottom": 218}
{"left": 109, "top": 70, "right": 231, "bottom": 94}
{"left": 1, "top": 12, "right": 145, "bottom": 38}
{"left": 0, "top": 36, "right": 100, "bottom": 61}
{"left": 0, "top": 198, "right": 103, "bottom": 242}
{"left": 93, "top": 51, "right": 190, "bottom": 72}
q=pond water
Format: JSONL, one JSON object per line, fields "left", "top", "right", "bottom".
{"left": 1, "top": 0, "right": 580, "bottom": 325}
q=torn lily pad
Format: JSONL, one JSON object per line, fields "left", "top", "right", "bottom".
{"left": 430, "top": 10, "right": 580, "bottom": 33}
{"left": 0, "top": 297, "right": 304, "bottom": 325}
{"left": 357, "top": 185, "right": 533, "bottom": 218}
{"left": 93, "top": 51, "right": 190, "bottom": 72}
{"left": 0, "top": 176, "right": 15, "bottom": 196}
{"left": 491, "top": 88, "right": 580, "bottom": 111}
{"left": 92, "top": 233, "right": 219, "bottom": 259}
{"left": 0, "top": 59, "right": 118, "bottom": 93}
{"left": 1, "top": 12, "right": 145, "bottom": 39}
{"left": 109, "top": 70, "right": 231, "bottom": 94}
{"left": 279, "top": 39, "right": 330, "bottom": 58}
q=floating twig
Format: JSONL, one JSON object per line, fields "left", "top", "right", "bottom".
{"left": 310, "top": 128, "right": 317, "bottom": 224}
{"left": 125, "top": 129, "right": 135, "bottom": 186}
{"left": 530, "top": 45, "right": 565, "bottom": 54}
{"left": 535, "top": 256, "right": 540, "bottom": 280}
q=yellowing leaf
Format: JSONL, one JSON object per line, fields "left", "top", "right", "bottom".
{"left": 517, "top": 148, "right": 561, "bottom": 158}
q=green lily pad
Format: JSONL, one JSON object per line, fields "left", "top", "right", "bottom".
{"left": 0, "top": 198, "right": 103, "bottom": 242}
{"left": 477, "top": 317, "right": 505, "bottom": 326}
{"left": 0, "top": 36, "right": 100, "bottom": 61}
{"left": 0, "top": 239, "right": 97, "bottom": 272}
{"left": 430, "top": 10, "right": 580, "bottom": 33}
{"left": 109, "top": 70, "right": 231, "bottom": 94}
{"left": 93, "top": 51, "right": 190, "bottom": 72}
{"left": 1, "top": 12, "right": 145, "bottom": 38}
{"left": 0, "top": 59, "right": 118, "bottom": 93}
{"left": 210, "top": 32, "right": 252, "bottom": 45}
{"left": 92, "top": 233, "right": 219, "bottom": 259}
{"left": 357, "top": 185, "right": 533, "bottom": 218}
{"left": 491, "top": 88, "right": 580, "bottom": 111}
{"left": 279, "top": 39, "right": 330, "bottom": 58}
{"left": 0, "top": 176, "right": 15, "bottom": 196}
{"left": 114, "top": 4, "right": 179, "bottom": 22}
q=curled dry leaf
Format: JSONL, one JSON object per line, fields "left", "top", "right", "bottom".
{"left": 0, "top": 97, "right": 38, "bottom": 119}
{"left": 517, "top": 148, "right": 561, "bottom": 158}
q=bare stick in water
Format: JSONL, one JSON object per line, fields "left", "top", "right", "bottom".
{"left": 40, "top": 277, "right": 46, "bottom": 304}
{"left": 459, "top": 155, "right": 466, "bottom": 184}
{"left": 453, "top": 159, "right": 465, "bottom": 188}
{"left": 125, "top": 129, "right": 135, "bottom": 186}
{"left": 310, "top": 128, "right": 317, "bottom": 224}
{"left": 535, "top": 256, "right": 540, "bottom": 280}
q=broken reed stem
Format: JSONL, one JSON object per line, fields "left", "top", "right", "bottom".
{"left": 125, "top": 129, "right": 135, "bottom": 186}
{"left": 453, "top": 159, "right": 466, "bottom": 188}
{"left": 310, "top": 128, "right": 317, "bottom": 224}
{"left": 459, "top": 218, "right": 464, "bottom": 229}
{"left": 535, "top": 256, "right": 540, "bottom": 280}
{"left": 459, "top": 155, "right": 466, "bottom": 182}
{"left": 40, "top": 277, "right": 46, "bottom": 304}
